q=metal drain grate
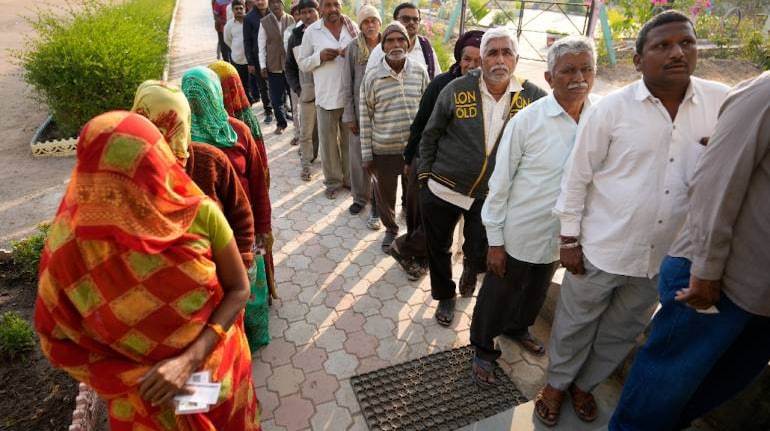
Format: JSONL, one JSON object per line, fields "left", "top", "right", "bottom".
{"left": 350, "top": 345, "right": 527, "bottom": 431}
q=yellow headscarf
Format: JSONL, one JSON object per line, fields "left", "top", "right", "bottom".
{"left": 131, "top": 80, "right": 192, "bottom": 160}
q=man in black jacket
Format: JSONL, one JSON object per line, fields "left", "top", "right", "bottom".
{"left": 244, "top": 0, "right": 274, "bottom": 123}
{"left": 387, "top": 30, "right": 483, "bottom": 281}
{"left": 418, "top": 28, "right": 547, "bottom": 327}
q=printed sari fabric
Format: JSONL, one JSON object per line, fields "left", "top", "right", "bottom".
{"left": 35, "top": 111, "right": 260, "bottom": 431}
{"left": 131, "top": 80, "right": 192, "bottom": 161}
{"left": 182, "top": 67, "right": 238, "bottom": 149}
{"left": 208, "top": 61, "right": 264, "bottom": 142}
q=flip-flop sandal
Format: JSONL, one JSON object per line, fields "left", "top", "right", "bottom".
{"left": 324, "top": 188, "right": 338, "bottom": 199}
{"left": 535, "top": 385, "right": 564, "bottom": 427}
{"left": 300, "top": 168, "right": 311, "bottom": 182}
{"left": 471, "top": 356, "right": 498, "bottom": 388}
{"left": 435, "top": 298, "right": 455, "bottom": 326}
{"left": 510, "top": 333, "right": 546, "bottom": 356}
{"left": 569, "top": 384, "right": 598, "bottom": 422}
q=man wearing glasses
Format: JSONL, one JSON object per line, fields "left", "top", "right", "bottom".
{"left": 365, "top": 2, "right": 441, "bottom": 80}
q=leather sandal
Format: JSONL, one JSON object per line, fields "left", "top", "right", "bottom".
{"left": 569, "top": 383, "right": 598, "bottom": 422}
{"left": 535, "top": 385, "right": 564, "bottom": 427}
{"left": 471, "top": 355, "right": 498, "bottom": 387}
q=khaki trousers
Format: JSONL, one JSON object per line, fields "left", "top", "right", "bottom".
{"left": 316, "top": 107, "right": 349, "bottom": 189}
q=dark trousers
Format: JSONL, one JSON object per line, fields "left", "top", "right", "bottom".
{"left": 394, "top": 158, "right": 426, "bottom": 262}
{"left": 420, "top": 186, "right": 487, "bottom": 301}
{"left": 470, "top": 254, "right": 558, "bottom": 362}
{"left": 371, "top": 154, "right": 404, "bottom": 234}
{"left": 217, "top": 31, "right": 231, "bottom": 63}
{"left": 267, "top": 72, "right": 288, "bottom": 128}
{"left": 249, "top": 70, "right": 272, "bottom": 114}
{"left": 232, "top": 63, "right": 256, "bottom": 104}
{"left": 609, "top": 256, "right": 770, "bottom": 431}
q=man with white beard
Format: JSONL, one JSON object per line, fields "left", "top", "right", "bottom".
{"left": 359, "top": 21, "right": 429, "bottom": 252}
{"left": 417, "top": 27, "right": 547, "bottom": 326}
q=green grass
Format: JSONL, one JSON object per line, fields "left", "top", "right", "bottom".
{"left": 0, "top": 312, "right": 35, "bottom": 360}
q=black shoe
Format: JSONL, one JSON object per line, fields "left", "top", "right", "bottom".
{"left": 459, "top": 258, "right": 478, "bottom": 297}
{"left": 349, "top": 202, "right": 364, "bottom": 215}
{"left": 381, "top": 231, "right": 396, "bottom": 253}
{"left": 264, "top": 113, "right": 273, "bottom": 124}
{"left": 286, "top": 112, "right": 294, "bottom": 121}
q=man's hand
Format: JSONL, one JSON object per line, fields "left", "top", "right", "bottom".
{"left": 137, "top": 354, "right": 198, "bottom": 406}
{"left": 403, "top": 162, "right": 413, "bottom": 177}
{"left": 349, "top": 123, "right": 359, "bottom": 136}
{"left": 260, "top": 68, "right": 268, "bottom": 79}
{"left": 675, "top": 275, "right": 721, "bottom": 309}
{"left": 248, "top": 65, "right": 256, "bottom": 75}
{"left": 486, "top": 246, "right": 507, "bottom": 277}
{"left": 362, "top": 160, "right": 374, "bottom": 173}
{"left": 320, "top": 48, "right": 340, "bottom": 62}
{"left": 559, "top": 237, "right": 585, "bottom": 275}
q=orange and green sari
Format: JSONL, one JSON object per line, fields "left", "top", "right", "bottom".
{"left": 34, "top": 111, "right": 260, "bottom": 431}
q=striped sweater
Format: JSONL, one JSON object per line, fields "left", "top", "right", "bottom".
{"left": 359, "top": 57, "right": 429, "bottom": 162}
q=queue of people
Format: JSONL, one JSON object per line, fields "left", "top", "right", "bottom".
{"left": 33, "top": 1, "right": 769, "bottom": 430}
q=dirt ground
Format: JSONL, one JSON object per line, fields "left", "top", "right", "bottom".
{"left": 0, "top": 0, "right": 76, "bottom": 249}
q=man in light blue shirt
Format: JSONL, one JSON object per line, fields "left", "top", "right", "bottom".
{"left": 469, "top": 36, "right": 599, "bottom": 386}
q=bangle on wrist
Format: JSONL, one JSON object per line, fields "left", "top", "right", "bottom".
{"left": 560, "top": 241, "right": 581, "bottom": 249}
{"left": 206, "top": 322, "right": 227, "bottom": 341}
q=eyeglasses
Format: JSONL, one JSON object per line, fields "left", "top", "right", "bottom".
{"left": 398, "top": 16, "right": 420, "bottom": 23}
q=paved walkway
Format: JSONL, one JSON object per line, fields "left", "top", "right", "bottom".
{"left": 167, "top": 1, "right": 619, "bottom": 430}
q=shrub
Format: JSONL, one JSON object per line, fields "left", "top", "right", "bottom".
{"left": 430, "top": 33, "right": 453, "bottom": 72}
{"left": 0, "top": 312, "right": 36, "bottom": 360}
{"left": 16, "top": 0, "right": 175, "bottom": 137}
{"left": 742, "top": 31, "right": 770, "bottom": 69}
{"left": 9, "top": 223, "right": 50, "bottom": 280}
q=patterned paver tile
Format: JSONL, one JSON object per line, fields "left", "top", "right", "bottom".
{"left": 284, "top": 321, "right": 318, "bottom": 346}
{"left": 277, "top": 299, "right": 310, "bottom": 322}
{"left": 256, "top": 388, "right": 280, "bottom": 421}
{"left": 323, "top": 349, "right": 359, "bottom": 378}
{"left": 252, "top": 360, "right": 274, "bottom": 388}
{"left": 380, "top": 299, "right": 413, "bottom": 322}
{"left": 351, "top": 295, "right": 383, "bottom": 317}
{"left": 333, "top": 379, "right": 360, "bottom": 412}
{"left": 376, "top": 336, "right": 411, "bottom": 362}
{"left": 266, "top": 364, "right": 306, "bottom": 397}
{"left": 310, "top": 401, "right": 353, "bottom": 430}
{"left": 291, "top": 343, "right": 329, "bottom": 373}
{"left": 259, "top": 337, "right": 297, "bottom": 367}
{"left": 423, "top": 323, "right": 460, "bottom": 348}
{"left": 367, "top": 282, "right": 397, "bottom": 301}
{"left": 300, "top": 370, "right": 340, "bottom": 405}
{"left": 292, "top": 270, "right": 320, "bottom": 288}
{"left": 259, "top": 419, "right": 288, "bottom": 431}
{"left": 356, "top": 356, "right": 391, "bottom": 374}
{"left": 273, "top": 394, "right": 314, "bottom": 431}
{"left": 394, "top": 319, "right": 426, "bottom": 345}
{"left": 305, "top": 304, "right": 337, "bottom": 328}
{"left": 333, "top": 310, "right": 365, "bottom": 334}
{"left": 325, "top": 290, "right": 357, "bottom": 311}
{"left": 298, "top": 287, "right": 327, "bottom": 307}
{"left": 313, "top": 326, "right": 347, "bottom": 352}
{"left": 362, "top": 314, "right": 396, "bottom": 339}
{"left": 349, "top": 413, "right": 368, "bottom": 431}
{"left": 269, "top": 317, "right": 289, "bottom": 339}
{"left": 343, "top": 330, "right": 379, "bottom": 359}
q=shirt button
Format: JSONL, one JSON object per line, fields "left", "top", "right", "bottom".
{"left": 673, "top": 125, "right": 677, "bottom": 130}
{"left": 669, "top": 158, "right": 675, "bottom": 162}
{"left": 651, "top": 245, "right": 655, "bottom": 249}
{"left": 658, "top": 220, "right": 663, "bottom": 224}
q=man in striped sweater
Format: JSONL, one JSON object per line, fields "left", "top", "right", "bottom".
{"left": 360, "top": 21, "right": 429, "bottom": 252}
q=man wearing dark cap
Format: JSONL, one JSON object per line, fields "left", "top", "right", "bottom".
{"left": 360, "top": 21, "right": 429, "bottom": 253}
{"left": 387, "top": 30, "right": 483, "bottom": 281}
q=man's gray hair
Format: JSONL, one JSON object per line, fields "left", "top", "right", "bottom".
{"left": 546, "top": 36, "right": 597, "bottom": 74}
{"left": 479, "top": 27, "right": 518, "bottom": 58}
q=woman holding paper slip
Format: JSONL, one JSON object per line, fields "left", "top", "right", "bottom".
{"left": 34, "top": 111, "right": 261, "bottom": 430}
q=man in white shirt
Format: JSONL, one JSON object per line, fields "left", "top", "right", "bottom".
{"left": 535, "top": 11, "right": 729, "bottom": 427}
{"left": 365, "top": 2, "right": 441, "bottom": 80}
{"left": 224, "top": 0, "right": 253, "bottom": 103}
{"left": 417, "top": 27, "right": 547, "bottom": 327}
{"left": 469, "top": 36, "right": 599, "bottom": 386}
{"left": 297, "top": 0, "right": 358, "bottom": 199}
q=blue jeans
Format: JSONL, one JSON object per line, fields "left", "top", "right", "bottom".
{"left": 267, "top": 72, "right": 288, "bottom": 128}
{"left": 610, "top": 256, "right": 770, "bottom": 431}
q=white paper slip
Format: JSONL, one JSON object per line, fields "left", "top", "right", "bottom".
{"left": 188, "top": 371, "right": 211, "bottom": 384}
{"left": 696, "top": 305, "right": 719, "bottom": 314}
{"left": 175, "top": 400, "right": 210, "bottom": 415}
{"left": 174, "top": 382, "right": 221, "bottom": 405}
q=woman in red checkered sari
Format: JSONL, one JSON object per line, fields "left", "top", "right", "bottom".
{"left": 35, "top": 111, "right": 260, "bottom": 430}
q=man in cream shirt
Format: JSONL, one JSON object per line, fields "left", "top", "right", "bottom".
{"left": 535, "top": 11, "right": 729, "bottom": 427}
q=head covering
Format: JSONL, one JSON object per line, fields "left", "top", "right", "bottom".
{"left": 454, "top": 30, "right": 484, "bottom": 62}
{"left": 357, "top": 4, "right": 380, "bottom": 26}
{"left": 208, "top": 61, "right": 263, "bottom": 141}
{"left": 50, "top": 111, "right": 205, "bottom": 254}
{"left": 296, "top": 0, "right": 318, "bottom": 10}
{"left": 290, "top": 0, "right": 300, "bottom": 13}
{"left": 131, "top": 80, "right": 192, "bottom": 160}
{"left": 35, "top": 112, "right": 259, "bottom": 426}
{"left": 381, "top": 21, "right": 410, "bottom": 49}
{"left": 181, "top": 66, "right": 238, "bottom": 148}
